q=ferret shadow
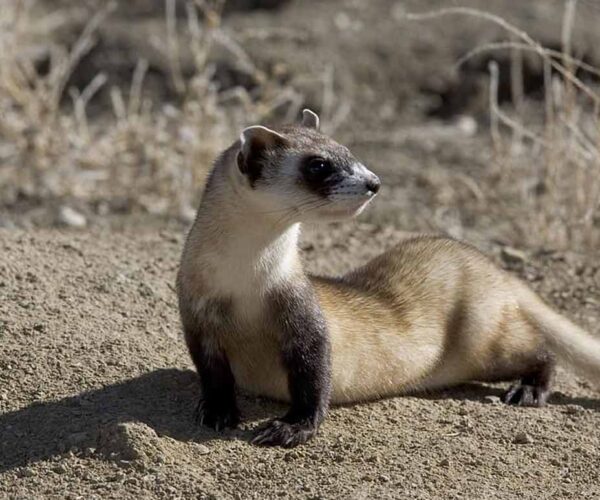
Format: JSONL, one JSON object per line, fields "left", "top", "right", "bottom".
{"left": 2, "top": 370, "right": 599, "bottom": 473}
{"left": 0, "top": 368, "right": 284, "bottom": 473}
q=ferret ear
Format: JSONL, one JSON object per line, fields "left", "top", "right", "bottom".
{"left": 237, "top": 125, "right": 287, "bottom": 185}
{"left": 301, "top": 108, "right": 320, "bottom": 130}
{"left": 239, "top": 125, "right": 286, "bottom": 153}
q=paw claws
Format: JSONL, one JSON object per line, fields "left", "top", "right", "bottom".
{"left": 252, "top": 419, "right": 316, "bottom": 448}
{"left": 502, "top": 383, "right": 548, "bottom": 407}
{"left": 194, "top": 398, "right": 240, "bottom": 431}
{"left": 194, "top": 400, "right": 206, "bottom": 425}
{"left": 251, "top": 435, "right": 264, "bottom": 446}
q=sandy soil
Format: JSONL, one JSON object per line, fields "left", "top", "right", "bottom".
{"left": 1, "top": 221, "right": 599, "bottom": 499}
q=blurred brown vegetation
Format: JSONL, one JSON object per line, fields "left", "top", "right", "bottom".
{"left": 0, "top": 0, "right": 598, "bottom": 252}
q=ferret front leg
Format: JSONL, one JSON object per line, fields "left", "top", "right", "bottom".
{"left": 186, "top": 329, "right": 240, "bottom": 431}
{"left": 252, "top": 286, "right": 332, "bottom": 447}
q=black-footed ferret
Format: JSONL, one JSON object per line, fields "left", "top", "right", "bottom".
{"left": 177, "top": 109, "right": 600, "bottom": 447}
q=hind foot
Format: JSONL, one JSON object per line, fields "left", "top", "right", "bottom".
{"left": 502, "top": 383, "right": 549, "bottom": 407}
{"left": 502, "top": 355, "right": 554, "bottom": 407}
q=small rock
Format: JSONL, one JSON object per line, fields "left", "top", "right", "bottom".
{"left": 32, "top": 323, "right": 45, "bottom": 333}
{"left": 439, "top": 458, "right": 450, "bottom": 467}
{"left": 17, "top": 468, "right": 36, "bottom": 478}
{"left": 456, "top": 115, "right": 478, "bottom": 137}
{"left": 195, "top": 444, "right": 210, "bottom": 455}
{"left": 501, "top": 246, "right": 527, "bottom": 265}
{"left": 58, "top": 206, "right": 87, "bottom": 228}
{"left": 138, "top": 282, "right": 154, "bottom": 298}
{"left": 565, "top": 405, "right": 584, "bottom": 415}
{"left": 484, "top": 395, "right": 501, "bottom": 405}
{"left": 513, "top": 432, "right": 534, "bottom": 445}
{"left": 109, "top": 472, "right": 126, "bottom": 482}
{"left": 52, "top": 464, "right": 68, "bottom": 474}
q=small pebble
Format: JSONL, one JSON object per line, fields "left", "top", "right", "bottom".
{"left": 196, "top": 444, "right": 210, "bottom": 455}
{"left": 484, "top": 395, "right": 501, "bottom": 405}
{"left": 52, "top": 464, "right": 68, "bottom": 474}
{"left": 17, "top": 469, "right": 36, "bottom": 478}
{"left": 456, "top": 115, "right": 477, "bottom": 137}
{"left": 58, "top": 206, "right": 87, "bottom": 228}
{"left": 565, "top": 405, "right": 584, "bottom": 415}
{"left": 501, "top": 246, "right": 527, "bottom": 265}
{"left": 513, "top": 432, "right": 534, "bottom": 444}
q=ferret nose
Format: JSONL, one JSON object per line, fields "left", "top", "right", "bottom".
{"left": 366, "top": 175, "right": 381, "bottom": 195}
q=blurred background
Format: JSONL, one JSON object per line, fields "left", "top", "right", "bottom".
{"left": 1, "top": 0, "right": 599, "bottom": 254}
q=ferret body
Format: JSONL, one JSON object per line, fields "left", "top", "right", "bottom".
{"left": 177, "top": 110, "right": 600, "bottom": 447}
{"left": 216, "top": 235, "right": 546, "bottom": 405}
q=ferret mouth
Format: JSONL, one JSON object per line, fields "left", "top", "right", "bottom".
{"left": 323, "top": 196, "right": 375, "bottom": 218}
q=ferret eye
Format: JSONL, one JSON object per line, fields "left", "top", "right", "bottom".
{"left": 305, "top": 157, "right": 332, "bottom": 179}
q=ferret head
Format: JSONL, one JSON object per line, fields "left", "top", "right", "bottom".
{"left": 233, "top": 109, "right": 380, "bottom": 222}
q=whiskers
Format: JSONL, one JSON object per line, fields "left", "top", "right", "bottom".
{"left": 272, "top": 199, "right": 332, "bottom": 227}
{"left": 228, "top": 197, "right": 333, "bottom": 226}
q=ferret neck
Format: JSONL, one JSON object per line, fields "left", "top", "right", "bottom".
{"left": 190, "top": 164, "right": 302, "bottom": 295}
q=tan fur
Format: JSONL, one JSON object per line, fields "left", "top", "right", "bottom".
{"left": 206, "top": 234, "right": 560, "bottom": 405}
{"left": 311, "top": 236, "right": 545, "bottom": 403}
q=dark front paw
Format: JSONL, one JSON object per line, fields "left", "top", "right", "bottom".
{"left": 195, "top": 399, "right": 240, "bottom": 431}
{"left": 251, "top": 418, "right": 317, "bottom": 448}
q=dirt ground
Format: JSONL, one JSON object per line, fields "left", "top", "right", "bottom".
{"left": 1, "top": 223, "right": 599, "bottom": 499}
{"left": 2, "top": 0, "right": 600, "bottom": 498}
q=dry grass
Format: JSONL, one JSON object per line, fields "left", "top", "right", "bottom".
{"left": 408, "top": 2, "right": 600, "bottom": 252}
{"left": 0, "top": 0, "right": 297, "bottom": 220}
{"left": 2, "top": 0, "right": 598, "bottom": 253}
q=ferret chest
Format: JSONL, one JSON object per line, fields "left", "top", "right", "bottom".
{"left": 221, "top": 299, "right": 289, "bottom": 401}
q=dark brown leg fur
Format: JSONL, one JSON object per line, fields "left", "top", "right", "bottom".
{"left": 502, "top": 353, "right": 555, "bottom": 407}
{"left": 186, "top": 329, "right": 240, "bottom": 431}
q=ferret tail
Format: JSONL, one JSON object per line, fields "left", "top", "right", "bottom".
{"left": 520, "top": 289, "right": 600, "bottom": 382}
